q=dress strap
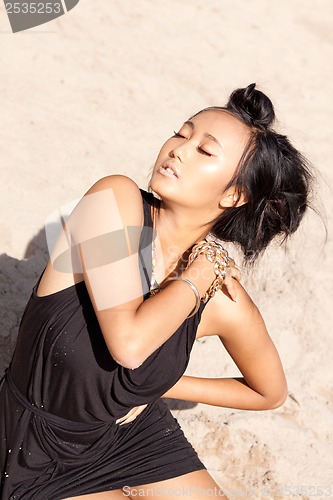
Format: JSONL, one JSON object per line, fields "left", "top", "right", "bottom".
{"left": 138, "top": 190, "right": 155, "bottom": 298}
{"left": 139, "top": 189, "right": 154, "bottom": 228}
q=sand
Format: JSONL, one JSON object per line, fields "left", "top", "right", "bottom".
{"left": 1, "top": 1, "right": 332, "bottom": 498}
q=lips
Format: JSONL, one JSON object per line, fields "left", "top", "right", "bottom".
{"left": 159, "top": 162, "right": 179, "bottom": 179}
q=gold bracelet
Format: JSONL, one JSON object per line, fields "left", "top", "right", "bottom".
{"left": 165, "top": 277, "right": 201, "bottom": 318}
{"left": 187, "top": 239, "right": 230, "bottom": 303}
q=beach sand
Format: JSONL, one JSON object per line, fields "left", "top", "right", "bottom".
{"left": 1, "top": 1, "right": 332, "bottom": 498}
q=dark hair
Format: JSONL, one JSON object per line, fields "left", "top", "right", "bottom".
{"left": 195, "top": 83, "right": 313, "bottom": 262}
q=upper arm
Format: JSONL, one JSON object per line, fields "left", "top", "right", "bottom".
{"left": 52, "top": 175, "right": 144, "bottom": 270}
{"left": 64, "top": 175, "right": 147, "bottom": 365}
{"left": 199, "top": 282, "right": 288, "bottom": 404}
{"left": 68, "top": 174, "right": 145, "bottom": 306}
{"left": 70, "top": 175, "right": 144, "bottom": 255}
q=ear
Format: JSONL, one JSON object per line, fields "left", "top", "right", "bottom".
{"left": 219, "top": 186, "right": 248, "bottom": 209}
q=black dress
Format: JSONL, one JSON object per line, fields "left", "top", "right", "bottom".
{"left": 0, "top": 190, "right": 207, "bottom": 499}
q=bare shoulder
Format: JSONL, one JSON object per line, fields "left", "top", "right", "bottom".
{"left": 196, "top": 280, "right": 261, "bottom": 340}
{"left": 80, "top": 175, "right": 144, "bottom": 227}
{"left": 87, "top": 174, "right": 142, "bottom": 205}
{"left": 86, "top": 174, "right": 141, "bottom": 196}
{"left": 38, "top": 176, "right": 145, "bottom": 297}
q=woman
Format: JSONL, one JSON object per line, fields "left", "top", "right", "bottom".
{"left": 0, "top": 84, "right": 311, "bottom": 499}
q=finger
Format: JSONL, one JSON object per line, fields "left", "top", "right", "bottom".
{"left": 118, "top": 407, "right": 146, "bottom": 425}
{"left": 118, "top": 414, "right": 137, "bottom": 425}
{"left": 115, "top": 407, "right": 138, "bottom": 424}
{"left": 228, "top": 257, "right": 236, "bottom": 268}
{"left": 225, "top": 257, "right": 241, "bottom": 282}
{"left": 116, "top": 404, "right": 148, "bottom": 425}
{"left": 224, "top": 266, "right": 241, "bottom": 284}
{"left": 224, "top": 276, "right": 238, "bottom": 302}
{"left": 226, "top": 283, "right": 237, "bottom": 302}
{"left": 229, "top": 266, "right": 241, "bottom": 282}
{"left": 115, "top": 416, "right": 129, "bottom": 424}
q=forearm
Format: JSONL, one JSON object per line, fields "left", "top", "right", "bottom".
{"left": 162, "top": 375, "right": 287, "bottom": 410}
{"left": 133, "top": 261, "right": 213, "bottom": 342}
{"left": 93, "top": 256, "right": 216, "bottom": 368}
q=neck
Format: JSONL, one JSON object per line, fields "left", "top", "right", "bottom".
{"left": 152, "top": 199, "right": 214, "bottom": 281}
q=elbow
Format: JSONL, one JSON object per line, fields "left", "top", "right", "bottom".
{"left": 263, "top": 387, "right": 288, "bottom": 410}
{"left": 263, "top": 373, "right": 288, "bottom": 410}
{"left": 114, "top": 357, "right": 144, "bottom": 370}
{"left": 265, "top": 394, "right": 287, "bottom": 410}
{"left": 108, "top": 344, "right": 146, "bottom": 370}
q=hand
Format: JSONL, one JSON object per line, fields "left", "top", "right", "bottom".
{"left": 187, "top": 240, "right": 241, "bottom": 302}
{"left": 115, "top": 403, "right": 148, "bottom": 425}
{"left": 224, "top": 256, "right": 242, "bottom": 302}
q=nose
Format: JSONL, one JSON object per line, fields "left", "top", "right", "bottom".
{"left": 169, "top": 138, "right": 189, "bottom": 163}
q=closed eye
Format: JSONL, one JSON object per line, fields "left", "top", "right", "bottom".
{"left": 197, "top": 147, "right": 213, "bottom": 157}
{"left": 173, "top": 131, "right": 187, "bottom": 138}
{"left": 173, "top": 131, "right": 213, "bottom": 156}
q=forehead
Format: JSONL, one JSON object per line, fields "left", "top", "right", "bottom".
{"left": 189, "top": 109, "right": 251, "bottom": 148}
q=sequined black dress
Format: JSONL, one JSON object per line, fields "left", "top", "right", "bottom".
{"left": 0, "top": 190, "right": 207, "bottom": 499}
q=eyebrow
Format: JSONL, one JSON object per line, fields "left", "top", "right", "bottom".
{"left": 182, "top": 120, "right": 223, "bottom": 149}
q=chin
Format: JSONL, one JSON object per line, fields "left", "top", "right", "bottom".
{"left": 149, "top": 186, "right": 162, "bottom": 200}
{"left": 149, "top": 176, "right": 165, "bottom": 200}
{"left": 149, "top": 173, "right": 183, "bottom": 204}
{"left": 148, "top": 176, "right": 159, "bottom": 195}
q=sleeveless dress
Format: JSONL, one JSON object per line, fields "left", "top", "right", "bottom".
{"left": 0, "top": 190, "right": 208, "bottom": 499}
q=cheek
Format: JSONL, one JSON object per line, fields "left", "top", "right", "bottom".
{"left": 194, "top": 161, "right": 234, "bottom": 191}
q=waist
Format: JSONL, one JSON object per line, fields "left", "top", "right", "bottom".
{"left": 5, "top": 368, "right": 118, "bottom": 430}
{"left": 4, "top": 368, "right": 150, "bottom": 430}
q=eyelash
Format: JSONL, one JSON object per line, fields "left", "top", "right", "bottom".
{"left": 197, "top": 147, "right": 212, "bottom": 157}
{"left": 172, "top": 131, "right": 213, "bottom": 157}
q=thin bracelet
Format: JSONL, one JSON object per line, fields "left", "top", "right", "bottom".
{"left": 166, "top": 277, "right": 201, "bottom": 319}
{"left": 187, "top": 239, "right": 230, "bottom": 302}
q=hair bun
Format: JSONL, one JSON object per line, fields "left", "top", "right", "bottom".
{"left": 226, "top": 83, "right": 275, "bottom": 130}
